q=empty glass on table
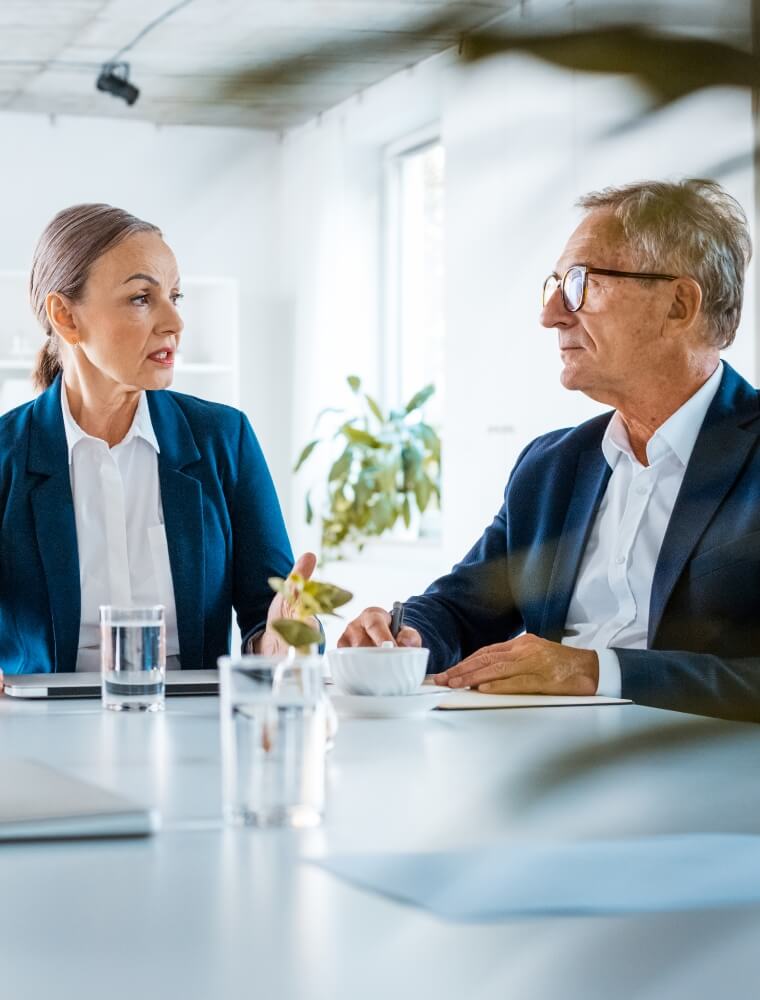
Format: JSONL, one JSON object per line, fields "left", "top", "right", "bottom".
{"left": 219, "top": 654, "right": 326, "bottom": 828}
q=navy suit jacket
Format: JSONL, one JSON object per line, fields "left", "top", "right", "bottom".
{"left": 404, "top": 363, "right": 760, "bottom": 723}
{"left": 0, "top": 377, "right": 294, "bottom": 674}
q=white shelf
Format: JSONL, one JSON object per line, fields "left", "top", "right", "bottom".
{"left": 0, "top": 360, "right": 34, "bottom": 371}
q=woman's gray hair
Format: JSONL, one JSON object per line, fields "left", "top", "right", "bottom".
{"left": 577, "top": 179, "right": 752, "bottom": 349}
{"left": 29, "top": 204, "right": 161, "bottom": 391}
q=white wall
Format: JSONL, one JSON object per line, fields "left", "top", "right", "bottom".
{"left": 0, "top": 112, "right": 292, "bottom": 495}
{"left": 280, "top": 3, "right": 756, "bottom": 591}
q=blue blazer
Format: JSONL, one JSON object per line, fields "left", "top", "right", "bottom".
{"left": 404, "top": 363, "right": 760, "bottom": 722}
{"left": 0, "top": 377, "right": 293, "bottom": 674}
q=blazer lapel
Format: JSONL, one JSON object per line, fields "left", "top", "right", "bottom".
{"left": 147, "top": 391, "right": 205, "bottom": 669}
{"left": 28, "top": 378, "right": 80, "bottom": 672}
{"left": 539, "top": 446, "right": 612, "bottom": 640}
{"left": 649, "top": 365, "right": 760, "bottom": 643}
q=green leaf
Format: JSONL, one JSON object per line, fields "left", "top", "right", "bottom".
{"left": 303, "top": 580, "right": 353, "bottom": 613}
{"left": 313, "top": 406, "right": 344, "bottom": 428}
{"left": 271, "top": 619, "right": 322, "bottom": 650}
{"left": 405, "top": 384, "right": 435, "bottom": 415}
{"left": 414, "top": 474, "right": 433, "bottom": 513}
{"left": 343, "top": 426, "right": 385, "bottom": 449}
{"left": 328, "top": 449, "right": 352, "bottom": 483}
{"left": 365, "top": 394, "right": 384, "bottom": 423}
{"left": 268, "top": 576, "right": 286, "bottom": 595}
{"left": 294, "top": 438, "right": 319, "bottom": 473}
{"left": 347, "top": 375, "right": 361, "bottom": 394}
{"left": 305, "top": 490, "right": 313, "bottom": 525}
{"left": 369, "top": 496, "right": 394, "bottom": 533}
{"left": 402, "top": 495, "right": 411, "bottom": 528}
{"left": 401, "top": 444, "right": 422, "bottom": 490}
{"left": 414, "top": 422, "right": 441, "bottom": 461}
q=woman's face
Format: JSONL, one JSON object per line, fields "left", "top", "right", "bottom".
{"left": 69, "top": 231, "right": 183, "bottom": 391}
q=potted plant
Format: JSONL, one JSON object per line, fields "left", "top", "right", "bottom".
{"left": 294, "top": 375, "right": 441, "bottom": 558}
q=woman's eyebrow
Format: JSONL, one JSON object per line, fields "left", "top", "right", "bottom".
{"left": 123, "top": 273, "right": 159, "bottom": 285}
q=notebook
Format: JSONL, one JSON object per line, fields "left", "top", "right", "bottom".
{"left": 0, "top": 759, "right": 158, "bottom": 841}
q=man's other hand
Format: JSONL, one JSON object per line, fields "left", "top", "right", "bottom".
{"left": 433, "top": 633, "right": 599, "bottom": 694}
{"left": 338, "top": 607, "right": 422, "bottom": 648}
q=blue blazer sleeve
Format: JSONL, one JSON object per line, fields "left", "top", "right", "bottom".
{"left": 231, "top": 411, "right": 294, "bottom": 650}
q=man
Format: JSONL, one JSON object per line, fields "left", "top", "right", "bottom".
{"left": 339, "top": 179, "right": 760, "bottom": 723}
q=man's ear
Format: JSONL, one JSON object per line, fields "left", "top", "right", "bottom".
{"left": 45, "top": 292, "right": 79, "bottom": 345}
{"left": 667, "top": 277, "right": 703, "bottom": 330}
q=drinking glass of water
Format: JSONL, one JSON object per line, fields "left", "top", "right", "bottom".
{"left": 100, "top": 605, "right": 166, "bottom": 712}
{"left": 218, "top": 653, "right": 326, "bottom": 828}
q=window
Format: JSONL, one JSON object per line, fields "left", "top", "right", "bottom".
{"left": 383, "top": 131, "right": 445, "bottom": 427}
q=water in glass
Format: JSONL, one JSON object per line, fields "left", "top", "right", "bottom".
{"left": 101, "top": 606, "right": 166, "bottom": 712}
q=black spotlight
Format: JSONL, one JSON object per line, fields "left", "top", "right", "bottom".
{"left": 96, "top": 62, "right": 140, "bottom": 106}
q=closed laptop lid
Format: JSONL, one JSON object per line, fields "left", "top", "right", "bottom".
{"left": 3, "top": 669, "right": 219, "bottom": 699}
{"left": 0, "top": 759, "right": 157, "bottom": 840}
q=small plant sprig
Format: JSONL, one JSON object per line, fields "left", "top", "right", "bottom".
{"left": 268, "top": 572, "right": 352, "bottom": 653}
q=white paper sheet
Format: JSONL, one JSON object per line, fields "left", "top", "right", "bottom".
{"left": 309, "top": 835, "right": 760, "bottom": 920}
{"left": 434, "top": 689, "right": 631, "bottom": 710}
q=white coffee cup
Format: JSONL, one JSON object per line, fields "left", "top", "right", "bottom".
{"left": 327, "top": 644, "right": 430, "bottom": 696}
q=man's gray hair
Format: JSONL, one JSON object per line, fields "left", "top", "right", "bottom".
{"left": 577, "top": 179, "right": 752, "bottom": 349}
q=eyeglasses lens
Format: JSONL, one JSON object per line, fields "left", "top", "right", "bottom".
{"left": 542, "top": 275, "right": 560, "bottom": 307}
{"left": 563, "top": 267, "right": 585, "bottom": 311}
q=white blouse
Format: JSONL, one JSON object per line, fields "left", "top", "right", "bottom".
{"left": 60, "top": 384, "right": 180, "bottom": 671}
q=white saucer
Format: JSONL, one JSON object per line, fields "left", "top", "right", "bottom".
{"left": 329, "top": 687, "right": 455, "bottom": 718}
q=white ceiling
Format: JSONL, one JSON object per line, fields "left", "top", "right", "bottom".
{"left": 0, "top": 0, "right": 517, "bottom": 130}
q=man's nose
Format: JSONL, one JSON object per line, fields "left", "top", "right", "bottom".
{"left": 539, "top": 285, "right": 571, "bottom": 329}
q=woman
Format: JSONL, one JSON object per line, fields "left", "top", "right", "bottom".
{"left": 0, "top": 203, "right": 311, "bottom": 674}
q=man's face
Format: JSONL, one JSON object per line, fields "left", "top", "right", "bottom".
{"left": 540, "top": 209, "right": 678, "bottom": 403}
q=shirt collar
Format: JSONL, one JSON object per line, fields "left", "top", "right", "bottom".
{"left": 60, "top": 382, "right": 160, "bottom": 463}
{"left": 602, "top": 361, "right": 724, "bottom": 470}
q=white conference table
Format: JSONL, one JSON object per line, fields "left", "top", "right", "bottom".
{"left": 1, "top": 692, "right": 759, "bottom": 1000}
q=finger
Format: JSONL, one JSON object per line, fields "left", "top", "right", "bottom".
{"left": 337, "top": 626, "right": 376, "bottom": 647}
{"left": 396, "top": 627, "right": 422, "bottom": 648}
{"left": 444, "top": 646, "right": 516, "bottom": 681}
{"left": 364, "top": 610, "right": 395, "bottom": 647}
{"left": 478, "top": 674, "right": 544, "bottom": 694}
{"left": 447, "top": 660, "right": 522, "bottom": 687}
{"left": 337, "top": 609, "right": 388, "bottom": 647}
{"left": 292, "top": 551, "right": 317, "bottom": 581}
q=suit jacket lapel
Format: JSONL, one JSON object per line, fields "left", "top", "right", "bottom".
{"left": 649, "top": 364, "right": 760, "bottom": 644}
{"left": 147, "top": 391, "right": 205, "bottom": 669}
{"left": 28, "top": 378, "right": 80, "bottom": 672}
{"left": 539, "top": 445, "right": 612, "bottom": 640}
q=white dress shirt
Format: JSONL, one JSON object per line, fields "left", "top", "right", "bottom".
{"left": 61, "top": 384, "right": 180, "bottom": 671}
{"left": 562, "top": 362, "right": 724, "bottom": 696}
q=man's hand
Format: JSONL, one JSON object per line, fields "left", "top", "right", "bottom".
{"left": 432, "top": 633, "right": 599, "bottom": 694}
{"left": 255, "top": 552, "right": 320, "bottom": 656}
{"left": 338, "top": 607, "right": 422, "bottom": 648}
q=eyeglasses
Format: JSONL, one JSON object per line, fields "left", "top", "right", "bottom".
{"left": 542, "top": 264, "right": 678, "bottom": 313}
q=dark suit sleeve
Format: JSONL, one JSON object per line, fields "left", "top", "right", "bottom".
{"left": 617, "top": 649, "right": 760, "bottom": 723}
{"left": 401, "top": 438, "right": 543, "bottom": 672}
{"left": 231, "top": 413, "right": 294, "bottom": 650}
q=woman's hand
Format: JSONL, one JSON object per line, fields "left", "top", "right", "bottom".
{"left": 254, "top": 552, "right": 320, "bottom": 656}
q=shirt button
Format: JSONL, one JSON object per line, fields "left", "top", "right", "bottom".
{"left": 616, "top": 555, "right": 626, "bottom": 565}
{"left": 636, "top": 485, "right": 648, "bottom": 496}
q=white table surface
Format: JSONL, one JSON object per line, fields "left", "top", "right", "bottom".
{"left": 1, "top": 693, "right": 759, "bottom": 1000}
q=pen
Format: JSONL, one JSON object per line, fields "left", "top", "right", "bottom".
{"left": 389, "top": 601, "right": 404, "bottom": 640}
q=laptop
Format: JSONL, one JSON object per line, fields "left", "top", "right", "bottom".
{"left": 0, "top": 759, "right": 158, "bottom": 840}
{"left": 3, "top": 669, "right": 219, "bottom": 699}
